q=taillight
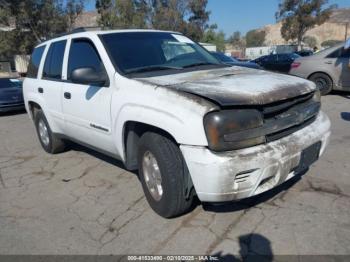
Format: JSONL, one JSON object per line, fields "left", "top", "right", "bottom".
{"left": 291, "top": 62, "right": 301, "bottom": 68}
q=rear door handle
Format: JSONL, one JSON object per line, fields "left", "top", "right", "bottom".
{"left": 38, "top": 87, "right": 43, "bottom": 93}
{"left": 325, "top": 61, "right": 333, "bottom": 64}
{"left": 64, "top": 92, "right": 71, "bottom": 99}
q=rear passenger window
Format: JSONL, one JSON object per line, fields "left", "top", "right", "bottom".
{"left": 67, "top": 39, "right": 104, "bottom": 80}
{"left": 278, "top": 54, "right": 287, "bottom": 61}
{"left": 340, "top": 48, "right": 350, "bottom": 58}
{"left": 43, "top": 40, "right": 66, "bottom": 80}
{"left": 266, "top": 55, "right": 277, "bottom": 62}
{"left": 327, "top": 48, "right": 343, "bottom": 58}
{"left": 27, "top": 46, "right": 45, "bottom": 78}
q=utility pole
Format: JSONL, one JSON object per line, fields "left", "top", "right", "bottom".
{"left": 345, "top": 23, "right": 349, "bottom": 41}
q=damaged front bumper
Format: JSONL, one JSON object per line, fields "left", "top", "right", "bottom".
{"left": 181, "top": 111, "right": 331, "bottom": 202}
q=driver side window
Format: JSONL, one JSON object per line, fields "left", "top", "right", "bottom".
{"left": 67, "top": 39, "right": 105, "bottom": 80}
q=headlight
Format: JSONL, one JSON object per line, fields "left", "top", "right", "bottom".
{"left": 204, "top": 109, "right": 265, "bottom": 152}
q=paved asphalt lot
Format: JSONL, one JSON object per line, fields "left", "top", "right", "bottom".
{"left": 0, "top": 93, "right": 350, "bottom": 259}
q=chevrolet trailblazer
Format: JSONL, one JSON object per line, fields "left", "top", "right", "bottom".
{"left": 23, "top": 29, "right": 331, "bottom": 218}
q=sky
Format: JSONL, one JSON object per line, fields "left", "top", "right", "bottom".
{"left": 83, "top": 0, "right": 350, "bottom": 37}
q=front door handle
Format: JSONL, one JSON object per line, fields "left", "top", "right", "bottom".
{"left": 38, "top": 87, "right": 43, "bottom": 93}
{"left": 64, "top": 92, "right": 71, "bottom": 99}
{"left": 325, "top": 61, "right": 333, "bottom": 64}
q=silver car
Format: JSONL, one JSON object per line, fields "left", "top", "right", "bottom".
{"left": 289, "top": 43, "right": 350, "bottom": 95}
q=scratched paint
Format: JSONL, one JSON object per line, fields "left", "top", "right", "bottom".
{"left": 136, "top": 67, "right": 316, "bottom": 106}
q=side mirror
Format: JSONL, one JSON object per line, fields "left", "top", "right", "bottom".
{"left": 71, "top": 67, "right": 108, "bottom": 87}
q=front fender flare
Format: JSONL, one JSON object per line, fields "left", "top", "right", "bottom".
{"left": 113, "top": 103, "right": 208, "bottom": 161}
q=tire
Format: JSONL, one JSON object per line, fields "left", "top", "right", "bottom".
{"left": 137, "top": 132, "right": 194, "bottom": 218}
{"left": 34, "top": 110, "right": 65, "bottom": 154}
{"left": 309, "top": 73, "right": 333, "bottom": 95}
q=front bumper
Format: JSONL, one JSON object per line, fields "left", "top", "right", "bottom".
{"left": 181, "top": 111, "right": 331, "bottom": 202}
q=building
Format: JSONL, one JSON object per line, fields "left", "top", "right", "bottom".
{"left": 245, "top": 45, "right": 298, "bottom": 60}
{"left": 199, "top": 43, "right": 217, "bottom": 52}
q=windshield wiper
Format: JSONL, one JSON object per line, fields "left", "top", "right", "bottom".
{"left": 125, "top": 65, "right": 182, "bottom": 74}
{"left": 182, "top": 62, "right": 219, "bottom": 68}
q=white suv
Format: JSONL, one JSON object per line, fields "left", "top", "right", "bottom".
{"left": 23, "top": 29, "right": 331, "bottom": 218}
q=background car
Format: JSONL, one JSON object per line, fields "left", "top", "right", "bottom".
{"left": 0, "top": 78, "right": 24, "bottom": 113}
{"left": 289, "top": 43, "right": 350, "bottom": 95}
{"left": 295, "top": 50, "right": 314, "bottom": 57}
{"left": 253, "top": 53, "right": 301, "bottom": 73}
{"left": 211, "top": 52, "right": 261, "bottom": 69}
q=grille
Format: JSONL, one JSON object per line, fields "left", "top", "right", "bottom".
{"left": 266, "top": 116, "right": 316, "bottom": 142}
{"left": 223, "top": 92, "right": 320, "bottom": 144}
{"left": 262, "top": 92, "right": 319, "bottom": 142}
{"left": 262, "top": 92, "right": 314, "bottom": 117}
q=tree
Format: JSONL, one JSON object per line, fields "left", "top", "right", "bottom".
{"left": 321, "top": 39, "right": 343, "bottom": 47}
{"left": 276, "top": 0, "right": 336, "bottom": 49}
{"left": 202, "top": 24, "right": 225, "bottom": 52}
{"left": 96, "top": 0, "right": 148, "bottom": 29}
{"left": 95, "top": 0, "right": 115, "bottom": 28}
{"left": 66, "top": 0, "right": 85, "bottom": 31}
{"left": 151, "top": 0, "right": 189, "bottom": 32}
{"left": 303, "top": 35, "right": 317, "bottom": 47}
{"left": 245, "top": 29, "right": 266, "bottom": 47}
{"left": 0, "top": 0, "right": 84, "bottom": 55}
{"left": 150, "top": 0, "right": 210, "bottom": 41}
{"left": 227, "top": 31, "right": 246, "bottom": 49}
{"left": 95, "top": 0, "right": 210, "bottom": 42}
{"left": 228, "top": 31, "right": 241, "bottom": 45}
{"left": 187, "top": 0, "right": 210, "bottom": 41}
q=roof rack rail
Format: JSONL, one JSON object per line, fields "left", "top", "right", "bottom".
{"left": 41, "top": 27, "right": 105, "bottom": 43}
{"left": 70, "top": 26, "right": 103, "bottom": 33}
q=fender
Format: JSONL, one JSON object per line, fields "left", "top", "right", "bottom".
{"left": 110, "top": 74, "right": 217, "bottom": 161}
{"left": 113, "top": 103, "right": 209, "bottom": 161}
{"left": 25, "top": 93, "right": 64, "bottom": 134}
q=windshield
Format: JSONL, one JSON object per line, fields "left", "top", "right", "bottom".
{"left": 0, "top": 78, "right": 22, "bottom": 89}
{"left": 100, "top": 32, "right": 221, "bottom": 75}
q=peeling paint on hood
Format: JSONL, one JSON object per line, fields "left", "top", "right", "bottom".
{"left": 136, "top": 67, "right": 316, "bottom": 106}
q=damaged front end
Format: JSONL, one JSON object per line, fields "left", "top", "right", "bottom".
{"left": 184, "top": 89, "right": 329, "bottom": 202}
{"left": 136, "top": 67, "right": 330, "bottom": 202}
{"left": 181, "top": 110, "right": 331, "bottom": 202}
{"left": 203, "top": 90, "right": 321, "bottom": 152}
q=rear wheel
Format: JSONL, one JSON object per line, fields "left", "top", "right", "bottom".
{"left": 309, "top": 73, "right": 333, "bottom": 95}
{"left": 137, "top": 132, "right": 194, "bottom": 218}
{"left": 34, "top": 110, "right": 65, "bottom": 154}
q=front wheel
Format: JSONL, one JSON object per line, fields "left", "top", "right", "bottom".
{"left": 137, "top": 132, "right": 194, "bottom": 218}
{"left": 309, "top": 73, "right": 333, "bottom": 95}
{"left": 34, "top": 110, "right": 66, "bottom": 154}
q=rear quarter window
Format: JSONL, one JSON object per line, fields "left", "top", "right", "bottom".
{"left": 27, "top": 45, "right": 46, "bottom": 78}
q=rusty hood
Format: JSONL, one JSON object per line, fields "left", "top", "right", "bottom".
{"left": 135, "top": 67, "right": 316, "bottom": 106}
